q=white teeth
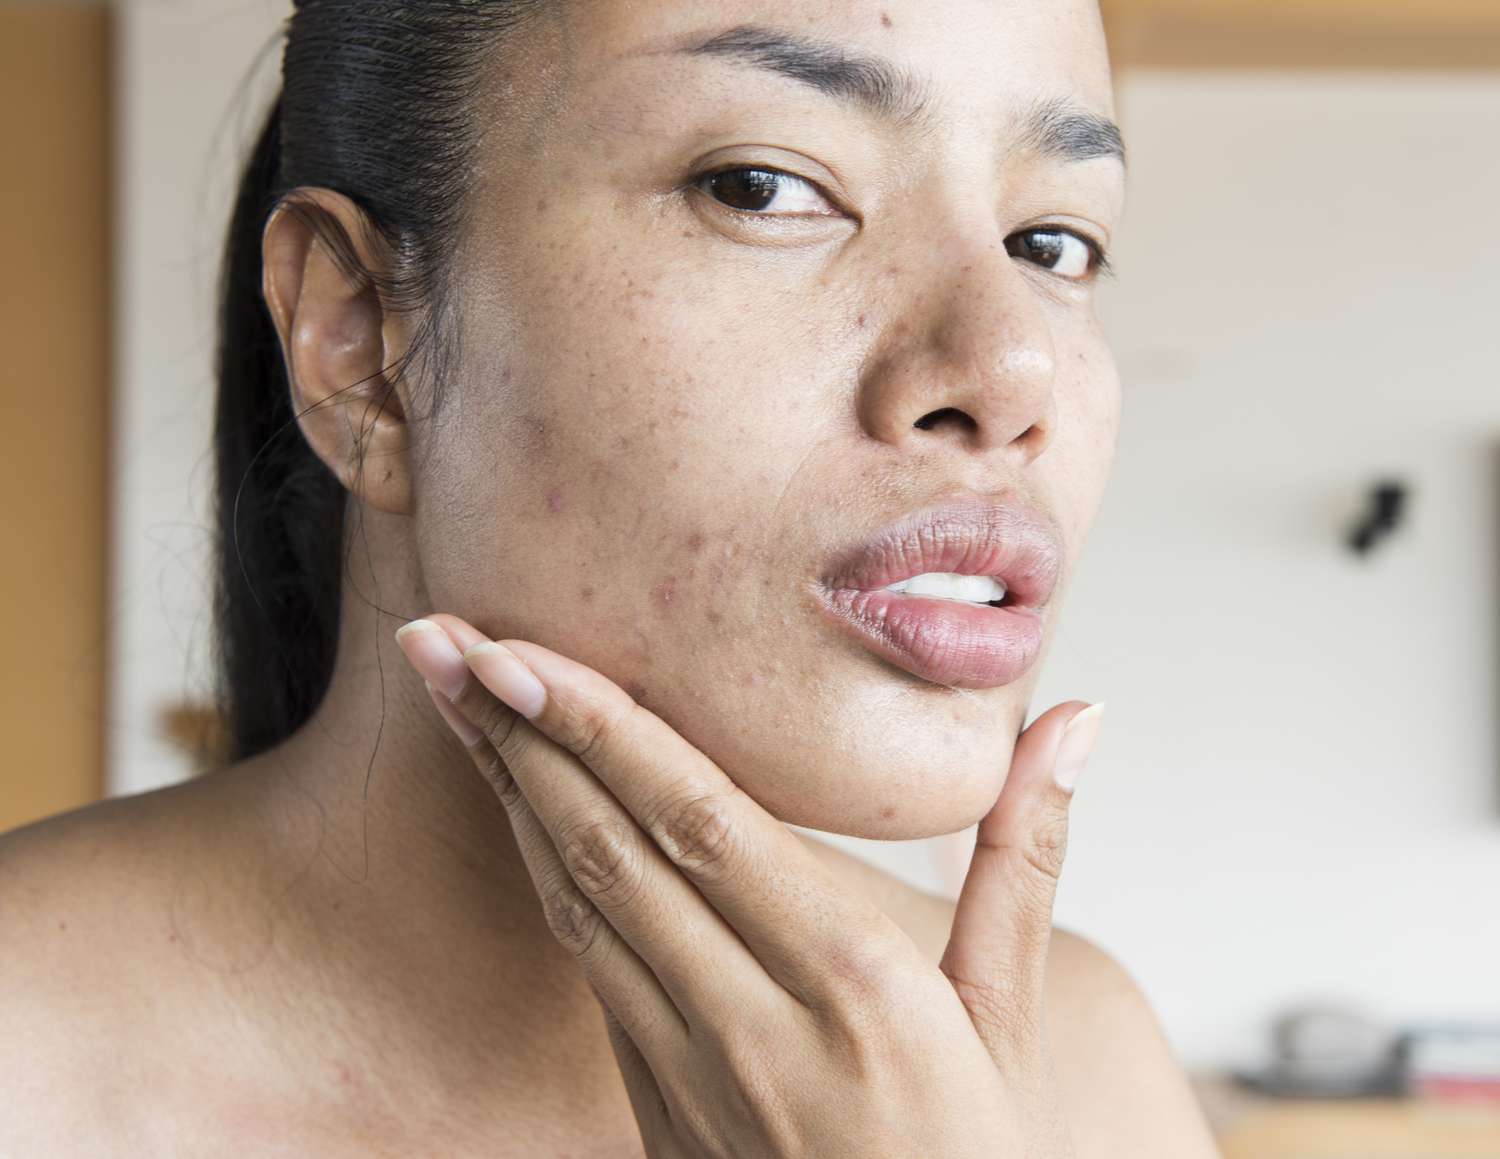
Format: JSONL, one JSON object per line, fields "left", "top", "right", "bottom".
{"left": 885, "top": 572, "right": 1007, "bottom": 604}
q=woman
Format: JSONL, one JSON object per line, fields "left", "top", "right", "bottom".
{"left": 1, "top": 0, "right": 1220, "bottom": 1154}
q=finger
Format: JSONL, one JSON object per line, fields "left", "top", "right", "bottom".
{"left": 411, "top": 616, "right": 780, "bottom": 1036}
{"left": 397, "top": 620, "right": 692, "bottom": 1070}
{"left": 939, "top": 700, "right": 1104, "bottom": 1064}
{"left": 445, "top": 625, "right": 918, "bottom": 1016}
{"left": 597, "top": 996, "right": 673, "bottom": 1152}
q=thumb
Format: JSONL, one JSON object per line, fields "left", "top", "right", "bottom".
{"left": 939, "top": 700, "right": 1106, "bottom": 1064}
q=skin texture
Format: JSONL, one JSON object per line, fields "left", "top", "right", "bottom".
{"left": 0, "top": 0, "right": 1222, "bottom": 1155}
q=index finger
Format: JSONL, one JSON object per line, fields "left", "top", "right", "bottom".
{"left": 443, "top": 620, "right": 920, "bottom": 1013}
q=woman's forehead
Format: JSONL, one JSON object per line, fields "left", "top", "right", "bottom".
{"left": 540, "top": 0, "right": 1118, "bottom": 127}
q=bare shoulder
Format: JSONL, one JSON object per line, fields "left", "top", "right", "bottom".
{"left": 1038, "top": 926, "right": 1220, "bottom": 1157}
{"left": 0, "top": 790, "right": 212, "bottom": 1151}
{"left": 903, "top": 880, "right": 1220, "bottom": 1159}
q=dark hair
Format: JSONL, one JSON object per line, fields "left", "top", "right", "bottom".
{"left": 212, "top": 2, "right": 544, "bottom": 764}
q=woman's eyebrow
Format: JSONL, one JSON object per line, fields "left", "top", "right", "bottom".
{"left": 628, "top": 22, "right": 1125, "bottom": 167}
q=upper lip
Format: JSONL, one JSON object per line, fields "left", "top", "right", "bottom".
{"left": 818, "top": 493, "right": 1064, "bottom": 609}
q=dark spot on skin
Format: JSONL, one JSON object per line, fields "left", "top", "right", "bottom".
{"left": 515, "top": 413, "right": 551, "bottom": 455}
{"left": 880, "top": 805, "right": 896, "bottom": 819}
{"left": 706, "top": 610, "right": 722, "bottom": 624}
{"left": 580, "top": 585, "right": 596, "bottom": 603}
{"left": 648, "top": 420, "right": 659, "bottom": 433}
{"left": 57, "top": 921, "right": 66, "bottom": 931}
{"left": 880, "top": 12, "right": 893, "bottom": 27}
{"left": 625, "top": 682, "right": 649, "bottom": 705}
{"left": 382, "top": 469, "right": 392, "bottom": 483}
{"left": 168, "top": 931, "right": 178, "bottom": 943}
{"left": 612, "top": 434, "right": 631, "bottom": 451}
{"left": 856, "top": 313, "right": 867, "bottom": 328}
{"left": 653, "top": 577, "right": 678, "bottom": 606}
{"left": 546, "top": 490, "right": 565, "bottom": 514}
{"left": 686, "top": 531, "right": 705, "bottom": 552}
{"left": 536, "top": 197, "right": 547, "bottom": 211}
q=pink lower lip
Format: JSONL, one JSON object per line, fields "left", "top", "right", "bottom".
{"left": 816, "top": 588, "right": 1045, "bottom": 689}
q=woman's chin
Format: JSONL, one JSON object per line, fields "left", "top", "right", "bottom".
{"left": 684, "top": 712, "right": 1022, "bottom": 842}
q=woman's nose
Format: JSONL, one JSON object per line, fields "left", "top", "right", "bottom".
{"left": 854, "top": 236, "right": 1058, "bottom": 465}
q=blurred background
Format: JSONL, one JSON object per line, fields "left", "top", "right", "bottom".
{"left": 3, "top": 1, "right": 1498, "bottom": 1154}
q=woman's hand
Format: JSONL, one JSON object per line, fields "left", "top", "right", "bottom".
{"left": 396, "top": 615, "right": 1103, "bottom": 1159}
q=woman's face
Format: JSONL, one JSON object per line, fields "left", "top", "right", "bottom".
{"left": 415, "top": 0, "right": 1125, "bottom": 839}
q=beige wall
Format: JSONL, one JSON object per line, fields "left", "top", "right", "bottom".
{"left": 0, "top": 5, "right": 111, "bottom": 832}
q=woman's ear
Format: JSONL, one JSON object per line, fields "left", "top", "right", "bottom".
{"left": 260, "top": 188, "right": 414, "bottom": 515}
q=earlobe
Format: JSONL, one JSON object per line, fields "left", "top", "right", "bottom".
{"left": 260, "top": 190, "right": 414, "bottom": 515}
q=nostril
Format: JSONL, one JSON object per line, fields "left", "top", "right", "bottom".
{"left": 913, "top": 407, "right": 975, "bottom": 432}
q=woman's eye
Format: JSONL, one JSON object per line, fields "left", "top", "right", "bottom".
{"left": 1005, "top": 228, "right": 1106, "bottom": 281}
{"left": 695, "top": 166, "right": 837, "bottom": 217}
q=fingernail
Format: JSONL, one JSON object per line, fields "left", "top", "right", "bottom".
{"left": 462, "top": 641, "right": 548, "bottom": 720}
{"left": 424, "top": 681, "right": 485, "bottom": 747}
{"left": 1054, "top": 703, "right": 1106, "bottom": 793}
{"left": 394, "top": 619, "right": 469, "bottom": 701}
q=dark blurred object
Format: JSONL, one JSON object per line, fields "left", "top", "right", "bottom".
{"left": 1234, "top": 1004, "right": 1404, "bottom": 1098}
{"left": 1347, "top": 480, "right": 1408, "bottom": 556}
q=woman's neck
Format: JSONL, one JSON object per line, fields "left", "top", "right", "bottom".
{"left": 189, "top": 537, "right": 931, "bottom": 1135}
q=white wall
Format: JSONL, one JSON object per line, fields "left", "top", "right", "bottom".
{"left": 1030, "top": 72, "right": 1500, "bottom": 1064}
{"left": 110, "top": 0, "right": 289, "bottom": 797}
{"left": 110, "top": 11, "right": 1500, "bottom": 1067}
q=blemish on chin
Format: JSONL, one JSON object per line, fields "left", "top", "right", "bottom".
{"left": 743, "top": 671, "right": 766, "bottom": 688}
{"left": 880, "top": 12, "right": 893, "bottom": 28}
{"left": 880, "top": 805, "right": 896, "bottom": 820}
{"left": 579, "top": 585, "right": 596, "bottom": 603}
{"left": 546, "top": 489, "right": 566, "bottom": 514}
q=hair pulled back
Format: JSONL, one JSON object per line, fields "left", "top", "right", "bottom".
{"left": 212, "top": 2, "right": 543, "bottom": 764}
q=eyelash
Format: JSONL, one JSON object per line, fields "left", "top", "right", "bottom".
{"left": 690, "top": 164, "right": 1115, "bottom": 281}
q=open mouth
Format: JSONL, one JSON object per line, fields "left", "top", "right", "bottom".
{"left": 883, "top": 571, "right": 1012, "bottom": 609}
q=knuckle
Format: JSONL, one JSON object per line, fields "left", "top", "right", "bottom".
{"left": 538, "top": 867, "right": 610, "bottom": 959}
{"left": 819, "top": 928, "right": 908, "bottom": 1015}
{"left": 456, "top": 681, "right": 527, "bottom": 756}
{"left": 648, "top": 791, "right": 737, "bottom": 876}
{"left": 554, "top": 691, "right": 637, "bottom": 767}
{"left": 1021, "top": 806, "right": 1070, "bottom": 885}
{"left": 558, "top": 818, "right": 644, "bottom": 909}
{"left": 474, "top": 749, "right": 522, "bottom": 807}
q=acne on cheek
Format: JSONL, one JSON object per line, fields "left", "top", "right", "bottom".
{"left": 647, "top": 533, "right": 751, "bottom": 631}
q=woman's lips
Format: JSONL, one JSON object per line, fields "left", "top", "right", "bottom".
{"left": 815, "top": 589, "right": 1045, "bottom": 688}
{"left": 813, "top": 495, "right": 1062, "bottom": 689}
